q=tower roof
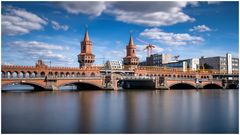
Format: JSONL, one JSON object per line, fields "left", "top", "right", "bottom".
{"left": 128, "top": 34, "right": 134, "bottom": 46}
{"left": 83, "top": 29, "right": 90, "bottom": 41}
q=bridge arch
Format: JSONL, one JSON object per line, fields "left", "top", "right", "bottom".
{"left": 58, "top": 81, "right": 102, "bottom": 90}
{"left": 169, "top": 83, "right": 196, "bottom": 89}
{"left": 2, "top": 82, "right": 45, "bottom": 91}
{"left": 203, "top": 83, "right": 222, "bottom": 89}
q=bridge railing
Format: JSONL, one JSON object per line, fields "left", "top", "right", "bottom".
{"left": 120, "top": 76, "right": 156, "bottom": 80}
{"left": 52, "top": 76, "right": 104, "bottom": 80}
{"left": 1, "top": 76, "right": 104, "bottom": 80}
{"left": 1, "top": 77, "right": 45, "bottom": 80}
{"left": 164, "top": 77, "right": 223, "bottom": 82}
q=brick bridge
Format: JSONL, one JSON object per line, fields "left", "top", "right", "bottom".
{"left": 1, "top": 60, "right": 107, "bottom": 90}
{"left": 1, "top": 61, "right": 237, "bottom": 90}
{"left": 2, "top": 77, "right": 105, "bottom": 90}
{"left": 119, "top": 76, "right": 224, "bottom": 90}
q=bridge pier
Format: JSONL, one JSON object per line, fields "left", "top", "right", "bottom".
{"left": 155, "top": 77, "right": 169, "bottom": 90}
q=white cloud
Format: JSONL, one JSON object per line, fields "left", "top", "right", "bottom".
{"left": 189, "top": 25, "right": 212, "bottom": 32}
{"left": 108, "top": 9, "right": 194, "bottom": 27}
{"left": 2, "top": 6, "right": 47, "bottom": 36}
{"left": 51, "top": 20, "right": 69, "bottom": 31}
{"left": 106, "top": 1, "right": 195, "bottom": 27}
{"left": 58, "top": 1, "right": 196, "bottom": 27}
{"left": 7, "top": 41, "right": 70, "bottom": 62}
{"left": 58, "top": 1, "right": 108, "bottom": 17}
{"left": 207, "top": 1, "right": 221, "bottom": 4}
{"left": 140, "top": 28, "right": 204, "bottom": 46}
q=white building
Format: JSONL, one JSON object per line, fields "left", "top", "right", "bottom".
{"left": 105, "top": 60, "right": 123, "bottom": 70}
{"left": 162, "top": 58, "right": 200, "bottom": 71}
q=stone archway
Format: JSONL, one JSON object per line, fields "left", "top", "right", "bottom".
{"left": 169, "top": 83, "right": 196, "bottom": 89}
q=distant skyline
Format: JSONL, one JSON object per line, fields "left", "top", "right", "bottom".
{"left": 1, "top": 1, "right": 239, "bottom": 67}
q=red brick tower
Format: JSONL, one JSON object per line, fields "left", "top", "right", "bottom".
{"left": 123, "top": 34, "right": 139, "bottom": 70}
{"left": 78, "top": 29, "right": 95, "bottom": 67}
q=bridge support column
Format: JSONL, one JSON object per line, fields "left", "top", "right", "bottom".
{"left": 155, "top": 77, "right": 169, "bottom": 90}
{"left": 45, "top": 79, "right": 58, "bottom": 91}
{"left": 112, "top": 74, "right": 118, "bottom": 90}
{"left": 196, "top": 83, "right": 203, "bottom": 89}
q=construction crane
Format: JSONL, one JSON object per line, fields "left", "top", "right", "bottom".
{"left": 136, "top": 38, "right": 155, "bottom": 57}
{"left": 172, "top": 55, "right": 180, "bottom": 61}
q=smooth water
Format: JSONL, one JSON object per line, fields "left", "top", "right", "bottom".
{"left": 1, "top": 90, "right": 239, "bottom": 133}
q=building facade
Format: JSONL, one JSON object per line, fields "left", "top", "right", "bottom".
{"left": 162, "top": 61, "right": 188, "bottom": 71}
{"left": 146, "top": 53, "right": 172, "bottom": 66}
{"left": 123, "top": 35, "right": 139, "bottom": 70}
{"left": 161, "top": 58, "right": 199, "bottom": 71}
{"left": 78, "top": 29, "right": 95, "bottom": 67}
{"left": 105, "top": 60, "right": 123, "bottom": 70}
{"left": 199, "top": 53, "right": 239, "bottom": 73}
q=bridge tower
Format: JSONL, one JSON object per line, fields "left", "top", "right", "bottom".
{"left": 123, "top": 34, "right": 139, "bottom": 70}
{"left": 78, "top": 28, "right": 95, "bottom": 68}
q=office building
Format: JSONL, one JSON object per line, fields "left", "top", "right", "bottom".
{"left": 199, "top": 53, "right": 239, "bottom": 73}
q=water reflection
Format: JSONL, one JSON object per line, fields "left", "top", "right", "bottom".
{"left": 2, "top": 90, "right": 238, "bottom": 133}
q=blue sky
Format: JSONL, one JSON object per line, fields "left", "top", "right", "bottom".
{"left": 1, "top": 1, "right": 239, "bottom": 67}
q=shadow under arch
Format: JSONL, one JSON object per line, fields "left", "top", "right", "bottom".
{"left": 169, "top": 83, "right": 196, "bottom": 89}
{"left": 203, "top": 83, "right": 223, "bottom": 89}
{"left": 2, "top": 82, "right": 45, "bottom": 91}
{"left": 58, "top": 82, "right": 103, "bottom": 90}
{"left": 228, "top": 84, "right": 238, "bottom": 89}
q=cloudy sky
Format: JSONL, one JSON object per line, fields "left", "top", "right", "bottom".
{"left": 1, "top": 1, "right": 239, "bottom": 67}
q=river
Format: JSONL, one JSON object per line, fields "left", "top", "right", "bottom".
{"left": 1, "top": 89, "right": 238, "bottom": 133}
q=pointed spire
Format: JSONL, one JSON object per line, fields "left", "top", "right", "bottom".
{"left": 83, "top": 25, "right": 90, "bottom": 41}
{"left": 128, "top": 34, "right": 134, "bottom": 46}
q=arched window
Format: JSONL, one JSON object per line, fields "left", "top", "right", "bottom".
{"left": 1, "top": 71, "right": 5, "bottom": 78}
{"left": 48, "top": 72, "right": 53, "bottom": 77}
{"left": 66, "top": 72, "right": 70, "bottom": 77}
{"left": 40, "top": 72, "right": 45, "bottom": 77}
{"left": 25, "top": 72, "right": 31, "bottom": 78}
{"left": 12, "top": 72, "right": 18, "bottom": 78}
{"left": 91, "top": 72, "right": 95, "bottom": 77}
{"left": 31, "top": 72, "right": 37, "bottom": 78}
{"left": 60, "top": 72, "right": 65, "bottom": 77}
{"left": 19, "top": 71, "right": 24, "bottom": 78}
{"left": 71, "top": 72, "right": 75, "bottom": 77}
{"left": 82, "top": 72, "right": 86, "bottom": 76}
{"left": 7, "top": 72, "right": 11, "bottom": 78}
{"left": 55, "top": 72, "right": 59, "bottom": 77}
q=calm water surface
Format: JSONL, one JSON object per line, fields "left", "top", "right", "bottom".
{"left": 2, "top": 89, "right": 239, "bottom": 133}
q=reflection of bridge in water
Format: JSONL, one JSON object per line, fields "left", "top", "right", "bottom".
{"left": 1, "top": 60, "right": 238, "bottom": 90}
